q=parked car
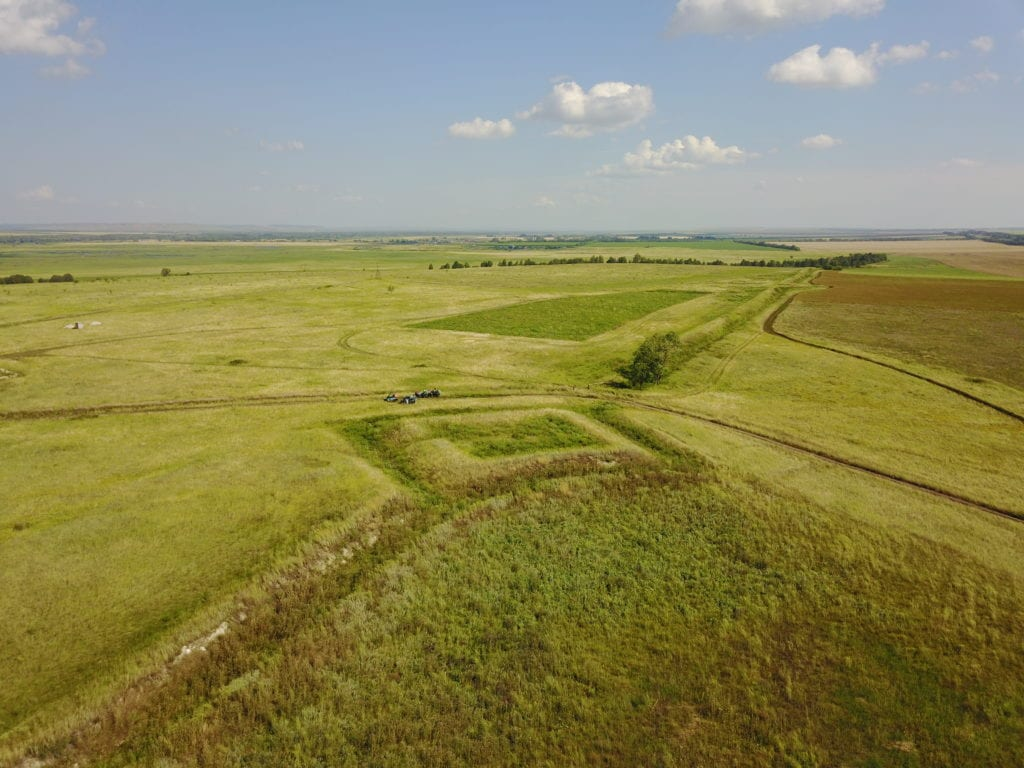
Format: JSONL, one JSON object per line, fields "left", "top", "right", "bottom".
{"left": 401, "top": 394, "right": 417, "bottom": 404}
{"left": 384, "top": 393, "right": 398, "bottom": 402}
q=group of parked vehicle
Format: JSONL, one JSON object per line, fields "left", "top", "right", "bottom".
{"left": 384, "top": 388, "right": 441, "bottom": 405}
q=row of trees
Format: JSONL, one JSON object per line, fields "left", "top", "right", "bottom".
{"left": 734, "top": 252, "right": 887, "bottom": 269}
{"left": 964, "top": 230, "right": 1024, "bottom": 247}
{"left": 736, "top": 240, "right": 800, "bottom": 251}
{"left": 428, "top": 252, "right": 887, "bottom": 271}
{"left": 1, "top": 273, "right": 74, "bottom": 284}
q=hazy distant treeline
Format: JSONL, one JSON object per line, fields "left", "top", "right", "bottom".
{"left": 433, "top": 253, "right": 887, "bottom": 271}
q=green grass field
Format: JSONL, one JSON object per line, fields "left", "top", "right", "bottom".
{"left": 428, "top": 411, "right": 602, "bottom": 457}
{"left": 415, "top": 290, "right": 703, "bottom": 340}
{"left": 2, "top": 239, "right": 1023, "bottom": 766}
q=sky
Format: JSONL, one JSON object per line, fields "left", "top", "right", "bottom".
{"left": 1, "top": 0, "right": 1022, "bottom": 231}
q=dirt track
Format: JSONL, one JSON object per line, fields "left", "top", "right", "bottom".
{"left": 763, "top": 296, "right": 1024, "bottom": 425}
{"left": 613, "top": 397, "right": 1023, "bottom": 524}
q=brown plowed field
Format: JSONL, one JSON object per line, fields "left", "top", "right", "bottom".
{"left": 783, "top": 274, "right": 1024, "bottom": 389}
{"left": 802, "top": 272, "right": 1024, "bottom": 309}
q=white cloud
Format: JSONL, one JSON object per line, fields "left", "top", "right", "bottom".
{"left": 801, "top": 133, "right": 843, "bottom": 149}
{"left": 534, "top": 196, "right": 557, "bottom": 208}
{"left": 668, "top": 0, "right": 884, "bottom": 35}
{"left": 258, "top": 139, "right": 305, "bottom": 152}
{"left": 447, "top": 117, "right": 515, "bottom": 140}
{"left": 17, "top": 184, "right": 56, "bottom": 201}
{"left": 597, "top": 136, "right": 747, "bottom": 176}
{"left": 970, "top": 35, "right": 994, "bottom": 55}
{"left": 878, "top": 41, "right": 929, "bottom": 64}
{"left": 0, "top": 0, "right": 103, "bottom": 79}
{"left": 913, "top": 81, "right": 939, "bottom": 94}
{"left": 335, "top": 193, "right": 363, "bottom": 203}
{"left": 520, "top": 80, "right": 653, "bottom": 138}
{"left": 288, "top": 183, "right": 320, "bottom": 193}
{"left": 0, "top": 0, "right": 103, "bottom": 55}
{"left": 40, "top": 56, "right": 88, "bottom": 78}
{"left": 935, "top": 49, "right": 959, "bottom": 60}
{"left": 768, "top": 44, "right": 879, "bottom": 87}
{"left": 768, "top": 42, "right": 928, "bottom": 88}
{"left": 951, "top": 70, "right": 999, "bottom": 93}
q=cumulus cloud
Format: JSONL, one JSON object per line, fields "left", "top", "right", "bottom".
{"left": 447, "top": 117, "right": 515, "bottom": 140}
{"left": 935, "top": 49, "right": 959, "bottom": 60}
{"left": 878, "top": 41, "right": 929, "bottom": 64}
{"left": 258, "top": 139, "right": 305, "bottom": 152}
{"left": 597, "top": 136, "right": 747, "bottom": 176}
{"left": 534, "top": 196, "right": 557, "bottom": 208}
{"left": 768, "top": 44, "right": 878, "bottom": 87}
{"left": 801, "top": 133, "right": 843, "bottom": 149}
{"left": 40, "top": 56, "right": 88, "bottom": 78}
{"left": 768, "top": 42, "right": 928, "bottom": 88}
{"left": 520, "top": 80, "right": 653, "bottom": 138}
{"left": 970, "top": 35, "right": 994, "bottom": 54}
{"left": 0, "top": 0, "right": 102, "bottom": 55}
{"left": 18, "top": 184, "right": 56, "bottom": 201}
{"left": 668, "top": 0, "right": 884, "bottom": 35}
{"left": 0, "top": 0, "right": 104, "bottom": 78}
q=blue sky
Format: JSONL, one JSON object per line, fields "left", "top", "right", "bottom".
{"left": 2, "top": 0, "right": 1022, "bottom": 230}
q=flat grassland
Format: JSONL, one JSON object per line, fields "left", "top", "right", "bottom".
{"left": 2, "top": 238, "right": 1023, "bottom": 767}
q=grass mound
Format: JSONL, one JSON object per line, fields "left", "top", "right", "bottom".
{"left": 49, "top": 416, "right": 1024, "bottom": 768}
{"left": 340, "top": 409, "right": 640, "bottom": 496}
{"left": 415, "top": 290, "right": 702, "bottom": 340}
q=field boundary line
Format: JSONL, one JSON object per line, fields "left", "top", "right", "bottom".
{"left": 583, "top": 394, "right": 1023, "bottom": 524}
{"left": 764, "top": 295, "right": 1024, "bottom": 425}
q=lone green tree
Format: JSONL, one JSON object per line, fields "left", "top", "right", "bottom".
{"left": 620, "top": 331, "right": 682, "bottom": 388}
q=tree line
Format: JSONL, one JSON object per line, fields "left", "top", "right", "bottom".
{"left": 1, "top": 273, "right": 75, "bottom": 284}
{"left": 430, "top": 253, "right": 886, "bottom": 271}
{"left": 735, "top": 240, "right": 800, "bottom": 251}
{"left": 963, "top": 230, "right": 1024, "bottom": 247}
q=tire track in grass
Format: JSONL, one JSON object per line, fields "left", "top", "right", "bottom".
{"left": 764, "top": 296, "right": 1024, "bottom": 425}
{"left": 593, "top": 395, "right": 1024, "bottom": 524}
{"left": 6, "top": 385, "right": 1021, "bottom": 523}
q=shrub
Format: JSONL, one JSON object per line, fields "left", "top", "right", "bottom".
{"left": 619, "top": 331, "right": 683, "bottom": 388}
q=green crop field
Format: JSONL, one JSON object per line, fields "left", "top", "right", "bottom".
{"left": 416, "top": 290, "right": 703, "bottom": 340}
{"left": 2, "top": 239, "right": 1023, "bottom": 767}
